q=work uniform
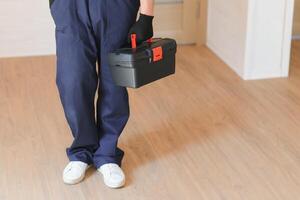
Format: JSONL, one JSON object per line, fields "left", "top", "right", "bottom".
{"left": 50, "top": 0, "right": 140, "bottom": 168}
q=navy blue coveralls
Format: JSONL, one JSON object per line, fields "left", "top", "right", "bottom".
{"left": 50, "top": 0, "right": 140, "bottom": 168}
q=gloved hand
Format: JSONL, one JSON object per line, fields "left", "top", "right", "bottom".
{"left": 128, "top": 13, "right": 154, "bottom": 45}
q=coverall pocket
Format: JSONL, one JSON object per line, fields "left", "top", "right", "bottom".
{"left": 105, "top": 0, "right": 140, "bottom": 51}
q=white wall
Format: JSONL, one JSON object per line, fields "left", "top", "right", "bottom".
{"left": 0, "top": 0, "right": 295, "bottom": 80}
{"left": 0, "top": 0, "right": 55, "bottom": 58}
{"left": 207, "top": 0, "right": 295, "bottom": 80}
{"left": 0, "top": 0, "right": 188, "bottom": 58}
{"left": 207, "top": 0, "right": 248, "bottom": 77}
{"left": 244, "top": 0, "right": 294, "bottom": 79}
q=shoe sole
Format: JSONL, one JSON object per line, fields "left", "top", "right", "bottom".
{"left": 104, "top": 178, "right": 125, "bottom": 189}
{"left": 63, "top": 174, "right": 85, "bottom": 185}
{"left": 97, "top": 169, "right": 125, "bottom": 189}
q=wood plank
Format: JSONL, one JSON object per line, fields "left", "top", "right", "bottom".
{"left": 0, "top": 42, "right": 300, "bottom": 199}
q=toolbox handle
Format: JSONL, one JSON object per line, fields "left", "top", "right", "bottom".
{"left": 131, "top": 34, "right": 153, "bottom": 49}
{"left": 131, "top": 34, "right": 137, "bottom": 49}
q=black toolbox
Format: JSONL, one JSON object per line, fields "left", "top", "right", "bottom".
{"left": 108, "top": 36, "right": 177, "bottom": 88}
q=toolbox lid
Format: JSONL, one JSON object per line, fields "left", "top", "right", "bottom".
{"left": 108, "top": 38, "right": 177, "bottom": 65}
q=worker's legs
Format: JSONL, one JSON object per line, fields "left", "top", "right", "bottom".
{"left": 51, "top": 0, "right": 99, "bottom": 165}
{"left": 51, "top": 0, "right": 139, "bottom": 168}
{"left": 51, "top": 0, "right": 140, "bottom": 186}
{"left": 92, "top": 0, "right": 140, "bottom": 169}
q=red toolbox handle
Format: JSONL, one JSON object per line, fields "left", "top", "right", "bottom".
{"left": 131, "top": 34, "right": 153, "bottom": 49}
{"left": 131, "top": 34, "right": 137, "bottom": 49}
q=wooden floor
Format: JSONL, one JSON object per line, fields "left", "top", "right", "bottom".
{"left": 0, "top": 41, "right": 300, "bottom": 200}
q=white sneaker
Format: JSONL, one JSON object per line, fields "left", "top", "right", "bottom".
{"left": 63, "top": 161, "right": 90, "bottom": 185}
{"left": 97, "top": 163, "right": 125, "bottom": 188}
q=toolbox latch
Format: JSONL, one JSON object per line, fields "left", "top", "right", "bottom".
{"left": 152, "top": 47, "right": 163, "bottom": 62}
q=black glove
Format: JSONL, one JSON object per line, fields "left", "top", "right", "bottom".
{"left": 128, "top": 13, "right": 154, "bottom": 45}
